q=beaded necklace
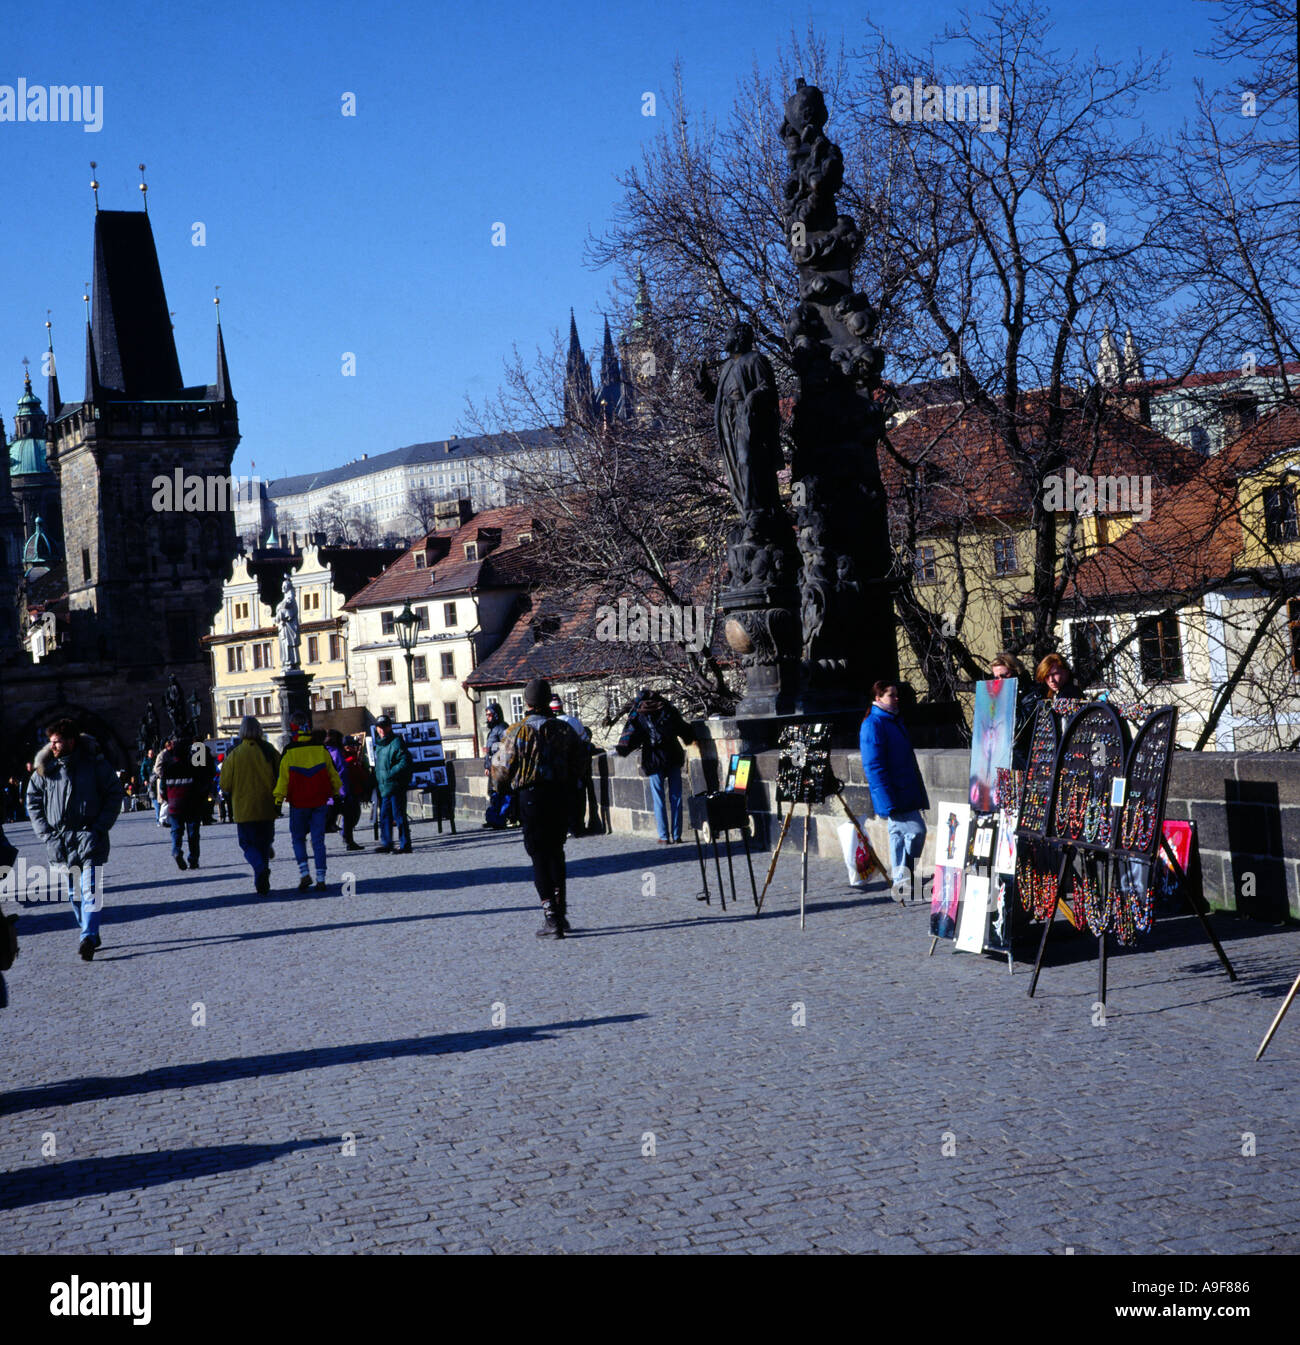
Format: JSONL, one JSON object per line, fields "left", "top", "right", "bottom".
{"left": 1082, "top": 794, "right": 1103, "bottom": 842}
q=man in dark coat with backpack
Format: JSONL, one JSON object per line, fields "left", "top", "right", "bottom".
{"left": 616, "top": 687, "right": 694, "bottom": 844}
{"left": 491, "top": 678, "right": 589, "bottom": 939}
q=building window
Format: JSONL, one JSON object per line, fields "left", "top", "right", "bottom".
{"left": 253, "top": 641, "right": 273, "bottom": 670}
{"left": 81, "top": 548, "right": 91, "bottom": 582}
{"left": 914, "top": 546, "right": 937, "bottom": 584}
{"left": 414, "top": 553, "right": 426, "bottom": 569}
{"left": 378, "top": 658, "right": 395, "bottom": 684}
{"left": 415, "top": 605, "right": 430, "bottom": 631}
{"left": 1000, "top": 614, "right": 1027, "bottom": 648}
{"left": 303, "top": 590, "right": 321, "bottom": 612}
{"left": 1263, "top": 484, "right": 1299, "bottom": 543}
{"left": 510, "top": 693, "right": 524, "bottom": 722}
{"left": 443, "top": 602, "right": 458, "bottom": 627}
{"left": 331, "top": 690, "right": 343, "bottom": 710}
{"left": 253, "top": 695, "right": 272, "bottom": 716}
{"left": 1071, "top": 620, "right": 1114, "bottom": 685}
{"left": 235, "top": 601, "right": 249, "bottom": 620}
{"left": 1289, "top": 599, "right": 1300, "bottom": 674}
{"left": 227, "top": 645, "right": 245, "bottom": 673}
{"left": 464, "top": 542, "right": 478, "bottom": 561}
{"left": 416, "top": 703, "right": 431, "bottom": 721}
{"left": 226, "top": 698, "right": 245, "bottom": 719}
{"left": 992, "top": 537, "right": 1018, "bottom": 576}
{"left": 412, "top": 656, "right": 428, "bottom": 681}
{"left": 381, "top": 705, "right": 397, "bottom": 721}
{"left": 443, "top": 700, "right": 460, "bottom": 728}
{"left": 306, "top": 635, "right": 319, "bottom": 664}
{"left": 381, "top": 611, "right": 395, "bottom": 635}
{"left": 440, "top": 651, "right": 455, "bottom": 679}
{"left": 1138, "top": 614, "right": 1185, "bottom": 683}
{"left": 329, "top": 633, "right": 343, "bottom": 661}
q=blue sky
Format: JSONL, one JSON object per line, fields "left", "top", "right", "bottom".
{"left": 2, "top": 0, "right": 1224, "bottom": 484}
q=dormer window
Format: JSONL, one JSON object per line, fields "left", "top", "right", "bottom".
{"left": 516, "top": 532, "right": 532, "bottom": 544}
{"left": 414, "top": 552, "right": 426, "bottom": 569}
{"left": 464, "top": 542, "right": 478, "bottom": 561}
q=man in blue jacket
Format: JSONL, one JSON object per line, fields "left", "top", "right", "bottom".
{"left": 860, "top": 680, "right": 929, "bottom": 897}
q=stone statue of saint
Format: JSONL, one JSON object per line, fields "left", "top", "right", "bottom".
{"left": 143, "top": 700, "right": 159, "bottom": 749}
{"left": 188, "top": 690, "right": 204, "bottom": 738}
{"left": 164, "top": 674, "right": 186, "bottom": 738}
{"left": 275, "top": 578, "right": 301, "bottom": 671}
{"left": 707, "top": 322, "right": 784, "bottom": 523}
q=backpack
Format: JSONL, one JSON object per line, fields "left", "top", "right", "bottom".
{"left": 641, "top": 706, "right": 666, "bottom": 749}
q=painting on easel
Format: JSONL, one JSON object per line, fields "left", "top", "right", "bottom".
{"left": 969, "top": 678, "right": 1017, "bottom": 812}
{"left": 931, "top": 864, "right": 962, "bottom": 939}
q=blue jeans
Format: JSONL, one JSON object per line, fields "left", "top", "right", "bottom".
{"left": 886, "top": 809, "right": 927, "bottom": 888}
{"left": 169, "top": 816, "right": 201, "bottom": 861}
{"left": 647, "top": 770, "right": 683, "bottom": 841}
{"left": 236, "top": 820, "right": 275, "bottom": 877}
{"left": 65, "top": 863, "right": 101, "bottom": 940}
{"left": 289, "top": 805, "right": 328, "bottom": 879}
{"left": 378, "top": 791, "right": 410, "bottom": 849}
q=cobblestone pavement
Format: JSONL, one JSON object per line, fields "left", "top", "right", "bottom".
{"left": 3, "top": 809, "right": 1299, "bottom": 1254}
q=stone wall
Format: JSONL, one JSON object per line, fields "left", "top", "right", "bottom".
{"left": 454, "top": 728, "right": 1300, "bottom": 920}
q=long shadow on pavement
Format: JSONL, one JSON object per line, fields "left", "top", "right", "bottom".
{"left": 0, "top": 1136, "right": 339, "bottom": 1210}
{"left": 0, "top": 1014, "right": 647, "bottom": 1116}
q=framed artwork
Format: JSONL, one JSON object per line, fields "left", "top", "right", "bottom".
{"left": 430, "top": 765, "right": 449, "bottom": 788}
{"left": 726, "top": 754, "right": 754, "bottom": 793}
{"left": 956, "top": 874, "right": 990, "bottom": 952}
{"left": 969, "top": 678, "right": 1017, "bottom": 814}
{"left": 426, "top": 720, "right": 442, "bottom": 743}
{"left": 994, "top": 809, "right": 1018, "bottom": 875}
{"left": 972, "top": 822, "right": 995, "bottom": 860}
{"left": 988, "top": 875, "right": 1015, "bottom": 953}
{"left": 931, "top": 864, "right": 962, "bottom": 940}
{"left": 936, "top": 801, "right": 972, "bottom": 868}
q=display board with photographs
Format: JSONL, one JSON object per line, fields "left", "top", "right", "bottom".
{"left": 1115, "top": 706, "right": 1178, "bottom": 859}
{"left": 1016, "top": 702, "right": 1061, "bottom": 838}
{"left": 725, "top": 754, "right": 754, "bottom": 793}
{"left": 969, "top": 678, "right": 1017, "bottom": 814}
{"left": 1049, "top": 702, "right": 1129, "bottom": 854}
{"left": 381, "top": 720, "right": 449, "bottom": 792}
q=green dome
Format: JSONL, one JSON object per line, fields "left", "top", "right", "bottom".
{"left": 10, "top": 436, "right": 49, "bottom": 476}
{"left": 22, "top": 515, "right": 53, "bottom": 567}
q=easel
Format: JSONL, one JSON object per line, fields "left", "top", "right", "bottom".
{"left": 1026, "top": 835, "right": 1236, "bottom": 999}
{"left": 755, "top": 792, "right": 886, "bottom": 927}
{"left": 690, "top": 791, "right": 758, "bottom": 912}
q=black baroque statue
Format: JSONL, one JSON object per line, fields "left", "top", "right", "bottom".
{"left": 164, "top": 673, "right": 187, "bottom": 739}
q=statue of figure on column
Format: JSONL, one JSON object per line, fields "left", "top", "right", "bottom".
{"left": 275, "top": 577, "right": 301, "bottom": 671}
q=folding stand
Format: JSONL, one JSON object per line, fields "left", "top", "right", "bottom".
{"left": 689, "top": 791, "right": 757, "bottom": 912}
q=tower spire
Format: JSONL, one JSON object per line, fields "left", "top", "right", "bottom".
{"left": 45, "top": 316, "right": 60, "bottom": 421}
{"left": 138, "top": 163, "right": 148, "bottom": 214}
{"left": 83, "top": 283, "right": 101, "bottom": 404}
{"left": 214, "top": 289, "right": 232, "bottom": 402}
{"left": 89, "top": 161, "right": 99, "bottom": 212}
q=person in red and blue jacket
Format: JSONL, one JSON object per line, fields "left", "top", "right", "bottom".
{"left": 274, "top": 712, "right": 341, "bottom": 892}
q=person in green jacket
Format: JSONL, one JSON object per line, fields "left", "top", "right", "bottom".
{"left": 220, "top": 717, "right": 281, "bottom": 894}
{"left": 372, "top": 716, "right": 413, "bottom": 853}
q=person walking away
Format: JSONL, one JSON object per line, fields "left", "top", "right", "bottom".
{"left": 159, "top": 738, "right": 211, "bottom": 870}
{"left": 482, "top": 703, "right": 511, "bottom": 829}
{"left": 215, "top": 755, "right": 231, "bottom": 823}
{"left": 492, "top": 678, "right": 588, "bottom": 938}
{"left": 26, "top": 718, "right": 124, "bottom": 960}
{"left": 338, "top": 736, "right": 368, "bottom": 850}
{"left": 860, "top": 681, "right": 930, "bottom": 900}
{"left": 220, "top": 717, "right": 281, "bottom": 893}
{"left": 274, "top": 712, "right": 342, "bottom": 891}
{"left": 615, "top": 687, "right": 694, "bottom": 843}
{"left": 372, "top": 716, "right": 414, "bottom": 853}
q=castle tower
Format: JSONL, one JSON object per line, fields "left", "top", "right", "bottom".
{"left": 48, "top": 207, "right": 240, "bottom": 667}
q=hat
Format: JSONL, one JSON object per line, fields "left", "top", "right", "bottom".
{"left": 375, "top": 715, "right": 392, "bottom": 728}
{"left": 548, "top": 696, "right": 563, "bottom": 712}
{"left": 524, "top": 677, "right": 552, "bottom": 709}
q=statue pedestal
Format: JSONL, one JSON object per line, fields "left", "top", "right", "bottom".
{"left": 273, "top": 669, "right": 315, "bottom": 737}
{"left": 721, "top": 581, "right": 800, "bottom": 718}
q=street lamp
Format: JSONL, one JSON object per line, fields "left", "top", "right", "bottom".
{"left": 394, "top": 600, "right": 420, "bottom": 723}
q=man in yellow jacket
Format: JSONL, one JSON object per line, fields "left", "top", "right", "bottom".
{"left": 274, "top": 711, "right": 342, "bottom": 893}
{"left": 219, "top": 717, "right": 281, "bottom": 894}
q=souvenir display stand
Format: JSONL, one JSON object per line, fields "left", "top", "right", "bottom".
{"left": 689, "top": 767, "right": 758, "bottom": 912}
{"left": 756, "top": 724, "right": 886, "bottom": 928}
{"left": 1014, "top": 702, "right": 1236, "bottom": 1004}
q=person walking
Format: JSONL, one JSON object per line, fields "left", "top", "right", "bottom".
{"left": 372, "top": 716, "right": 413, "bottom": 854}
{"left": 26, "top": 718, "right": 124, "bottom": 961}
{"left": 615, "top": 687, "right": 694, "bottom": 844}
{"left": 482, "top": 703, "right": 511, "bottom": 830}
{"left": 274, "top": 712, "right": 342, "bottom": 892}
{"left": 159, "top": 738, "right": 212, "bottom": 870}
{"left": 220, "top": 717, "right": 281, "bottom": 893}
{"left": 491, "top": 678, "right": 589, "bottom": 938}
{"left": 860, "top": 680, "right": 930, "bottom": 899}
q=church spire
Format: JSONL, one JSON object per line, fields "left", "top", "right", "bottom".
{"left": 214, "top": 292, "right": 232, "bottom": 403}
{"left": 83, "top": 286, "right": 102, "bottom": 404}
{"left": 45, "top": 318, "right": 60, "bottom": 421}
{"left": 600, "top": 317, "right": 621, "bottom": 390}
{"left": 563, "top": 308, "right": 595, "bottom": 424}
